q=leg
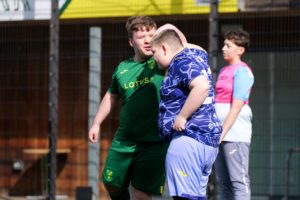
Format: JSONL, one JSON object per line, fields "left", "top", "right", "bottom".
{"left": 131, "top": 186, "right": 151, "bottom": 200}
{"left": 214, "top": 144, "right": 233, "bottom": 200}
{"left": 131, "top": 142, "right": 169, "bottom": 197}
{"left": 102, "top": 139, "right": 135, "bottom": 200}
{"left": 104, "top": 184, "right": 130, "bottom": 200}
{"left": 222, "top": 142, "right": 251, "bottom": 200}
{"left": 206, "top": 167, "right": 218, "bottom": 200}
{"left": 166, "top": 135, "right": 217, "bottom": 199}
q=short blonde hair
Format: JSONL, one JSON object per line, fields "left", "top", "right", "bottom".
{"left": 151, "top": 29, "right": 183, "bottom": 49}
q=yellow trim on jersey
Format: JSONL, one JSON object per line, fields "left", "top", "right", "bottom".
{"left": 178, "top": 170, "right": 188, "bottom": 177}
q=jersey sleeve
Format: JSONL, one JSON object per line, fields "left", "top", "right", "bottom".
{"left": 189, "top": 48, "right": 208, "bottom": 64}
{"left": 108, "top": 71, "right": 119, "bottom": 94}
{"left": 233, "top": 66, "right": 254, "bottom": 101}
{"left": 175, "top": 59, "right": 206, "bottom": 88}
{"left": 179, "top": 60, "right": 201, "bottom": 87}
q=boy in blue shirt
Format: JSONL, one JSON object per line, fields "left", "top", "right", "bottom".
{"left": 150, "top": 29, "right": 222, "bottom": 200}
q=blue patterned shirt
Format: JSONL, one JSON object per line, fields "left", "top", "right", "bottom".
{"left": 158, "top": 48, "right": 222, "bottom": 147}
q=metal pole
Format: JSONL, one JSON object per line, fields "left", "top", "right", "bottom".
{"left": 283, "top": 148, "right": 300, "bottom": 200}
{"left": 268, "top": 53, "right": 275, "bottom": 198}
{"left": 88, "top": 27, "right": 102, "bottom": 200}
{"left": 283, "top": 150, "right": 292, "bottom": 200}
{"left": 48, "top": 0, "right": 59, "bottom": 199}
{"left": 208, "top": 1, "right": 219, "bottom": 199}
{"left": 209, "top": 0, "right": 219, "bottom": 84}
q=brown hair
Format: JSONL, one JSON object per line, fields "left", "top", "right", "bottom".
{"left": 224, "top": 29, "right": 250, "bottom": 50}
{"left": 125, "top": 16, "right": 157, "bottom": 38}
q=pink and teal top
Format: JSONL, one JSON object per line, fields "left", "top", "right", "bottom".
{"left": 215, "top": 62, "right": 254, "bottom": 143}
{"left": 215, "top": 62, "right": 253, "bottom": 104}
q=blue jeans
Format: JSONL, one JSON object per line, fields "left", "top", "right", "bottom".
{"left": 214, "top": 142, "right": 251, "bottom": 200}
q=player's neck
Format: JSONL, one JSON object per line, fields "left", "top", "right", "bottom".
{"left": 134, "top": 55, "right": 150, "bottom": 63}
{"left": 228, "top": 57, "right": 242, "bottom": 65}
{"left": 173, "top": 46, "right": 185, "bottom": 57}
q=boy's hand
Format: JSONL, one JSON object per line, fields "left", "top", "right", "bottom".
{"left": 172, "top": 115, "right": 187, "bottom": 132}
{"left": 88, "top": 124, "right": 100, "bottom": 143}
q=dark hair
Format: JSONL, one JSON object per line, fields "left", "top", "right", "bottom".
{"left": 125, "top": 16, "right": 157, "bottom": 38}
{"left": 224, "top": 29, "right": 250, "bottom": 50}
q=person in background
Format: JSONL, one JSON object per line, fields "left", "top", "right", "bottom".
{"left": 151, "top": 29, "right": 222, "bottom": 200}
{"left": 214, "top": 30, "right": 254, "bottom": 200}
{"left": 88, "top": 16, "right": 189, "bottom": 200}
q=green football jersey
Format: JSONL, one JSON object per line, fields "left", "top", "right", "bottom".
{"left": 108, "top": 57, "right": 165, "bottom": 142}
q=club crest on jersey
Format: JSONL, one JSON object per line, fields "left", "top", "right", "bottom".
{"left": 104, "top": 169, "right": 113, "bottom": 181}
{"left": 148, "top": 60, "right": 156, "bottom": 69}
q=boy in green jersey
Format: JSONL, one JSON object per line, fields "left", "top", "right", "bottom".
{"left": 88, "top": 16, "right": 189, "bottom": 200}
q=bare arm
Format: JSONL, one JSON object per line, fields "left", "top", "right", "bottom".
{"left": 173, "top": 76, "right": 209, "bottom": 131}
{"left": 219, "top": 99, "right": 244, "bottom": 143}
{"left": 88, "top": 91, "right": 119, "bottom": 143}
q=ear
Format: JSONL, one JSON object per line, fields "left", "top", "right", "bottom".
{"left": 237, "top": 46, "right": 245, "bottom": 56}
{"left": 162, "top": 44, "right": 167, "bottom": 56}
{"left": 129, "top": 38, "right": 133, "bottom": 47}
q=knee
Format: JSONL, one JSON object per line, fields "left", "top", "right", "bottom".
{"left": 131, "top": 186, "right": 151, "bottom": 200}
{"left": 104, "top": 184, "right": 130, "bottom": 200}
{"left": 104, "top": 183, "right": 118, "bottom": 193}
